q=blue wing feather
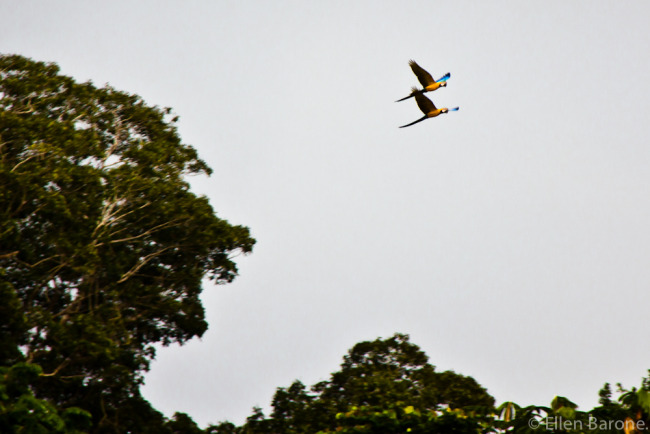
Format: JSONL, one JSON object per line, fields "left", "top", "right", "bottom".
{"left": 435, "top": 72, "right": 451, "bottom": 83}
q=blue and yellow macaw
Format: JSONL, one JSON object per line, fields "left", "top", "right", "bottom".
{"left": 399, "top": 89, "right": 459, "bottom": 128}
{"left": 396, "top": 60, "right": 450, "bottom": 102}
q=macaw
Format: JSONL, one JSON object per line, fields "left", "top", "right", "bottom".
{"left": 399, "top": 89, "right": 459, "bottom": 128}
{"left": 396, "top": 60, "right": 450, "bottom": 102}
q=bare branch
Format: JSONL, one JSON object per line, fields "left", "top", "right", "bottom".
{"left": 92, "top": 197, "right": 152, "bottom": 239}
{"left": 10, "top": 155, "right": 38, "bottom": 172}
{"left": 98, "top": 110, "right": 123, "bottom": 170}
{"left": 107, "top": 219, "right": 183, "bottom": 245}
{"left": 40, "top": 359, "right": 70, "bottom": 377}
{"left": 117, "top": 245, "right": 176, "bottom": 284}
{"left": 0, "top": 250, "right": 19, "bottom": 259}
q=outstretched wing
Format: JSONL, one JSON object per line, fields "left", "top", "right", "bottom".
{"left": 409, "top": 60, "right": 435, "bottom": 87}
{"left": 436, "top": 72, "right": 451, "bottom": 83}
{"left": 414, "top": 92, "right": 436, "bottom": 115}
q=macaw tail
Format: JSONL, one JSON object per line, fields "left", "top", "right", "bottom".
{"left": 396, "top": 86, "right": 422, "bottom": 102}
{"left": 399, "top": 115, "right": 427, "bottom": 128}
{"left": 395, "top": 93, "right": 415, "bottom": 102}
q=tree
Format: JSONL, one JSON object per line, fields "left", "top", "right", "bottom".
{"left": 0, "top": 362, "right": 91, "bottom": 433}
{"left": 267, "top": 380, "right": 315, "bottom": 433}
{"left": 494, "top": 384, "right": 650, "bottom": 434}
{"left": 237, "top": 333, "right": 495, "bottom": 433}
{"left": 166, "top": 412, "right": 205, "bottom": 434}
{"left": 216, "top": 332, "right": 650, "bottom": 434}
{"left": 313, "top": 333, "right": 494, "bottom": 416}
{"left": 204, "top": 421, "right": 238, "bottom": 434}
{"left": 0, "top": 54, "right": 255, "bottom": 432}
{"left": 322, "top": 405, "right": 487, "bottom": 434}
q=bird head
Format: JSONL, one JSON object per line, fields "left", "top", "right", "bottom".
{"left": 440, "top": 81, "right": 448, "bottom": 88}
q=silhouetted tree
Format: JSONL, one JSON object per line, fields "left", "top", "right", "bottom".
{"left": 0, "top": 54, "right": 255, "bottom": 432}
{"left": 238, "top": 333, "right": 495, "bottom": 432}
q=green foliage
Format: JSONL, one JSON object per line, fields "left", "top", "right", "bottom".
{"left": 204, "top": 421, "right": 238, "bottom": 434}
{"left": 219, "top": 335, "right": 650, "bottom": 434}
{"left": 496, "top": 402, "right": 519, "bottom": 423}
{"left": 598, "top": 383, "right": 614, "bottom": 406}
{"left": 268, "top": 381, "right": 315, "bottom": 433}
{"left": 322, "top": 405, "right": 486, "bottom": 434}
{"left": 493, "top": 381, "right": 650, "bottom": 434}
{"left": 0, "top": 281, "right": 27, "bottom": 364}
{"left": 0, "top": 362, "right": 91, "bottom": 433}
{"left": 312, "top": 334, "right": 494, "bottom": 418}
{"left": 166, "top": 412, "right": 205, "bottom": 434}
{"left": 0, "top": 54, "right": 255, "bottom": 432}
{"left": 235, "top": 333, "right": 495, "bottom": 433}
{"left": 550, "top": 396, "right": 578, "bottom": 420}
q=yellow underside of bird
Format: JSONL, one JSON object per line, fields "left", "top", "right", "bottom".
{"left": 424, "top": 82, "right": 445, "bottom": 92}
{"left": 425, "top": 108, "right": 445, "bottom": 118}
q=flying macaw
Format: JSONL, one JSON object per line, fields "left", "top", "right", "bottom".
{"left": 399, "top": 89, "right": 459, "bottom": 128}
{"left": 396, "top": 60, "right": 450, "bottom": 102}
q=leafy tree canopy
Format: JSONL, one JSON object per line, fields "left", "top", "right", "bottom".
{"left": 313, "top": 333, "right": 495, "bottom": 414}
{"left": 219, "top": 335, "right": 650, "bottom": 434}
{"left": 231, "top": 333, "right": 495, "bottom": 433}
{"left": 0, "top": 54, "right": 255, "bottom": 432}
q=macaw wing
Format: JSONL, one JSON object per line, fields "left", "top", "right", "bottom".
{"left": 414, "top": 93, "right": 437, "bottom": 115}
{"left": 409, "top": 60, "right": 435, "bottom": 87}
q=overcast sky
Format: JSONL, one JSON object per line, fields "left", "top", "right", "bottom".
{"left": 4, "top": 0, "right": 650, "bottom": 428}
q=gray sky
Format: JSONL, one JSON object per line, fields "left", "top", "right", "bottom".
{"left": 4, "top": 1, "right": 650, "bottom": 427}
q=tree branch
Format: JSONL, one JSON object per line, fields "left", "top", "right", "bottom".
{"left": 117, "top": 245, "right": 177, "bottom": 284}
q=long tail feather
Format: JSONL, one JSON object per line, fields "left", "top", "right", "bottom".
{"left": 395, "top": 88, "right": 421, "bottom": 102}
{"left": 396, "top": 94, "right": 415, "bottom": 102}
{"left": 399, "top": 116, "right": 427, "bottom": 128}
